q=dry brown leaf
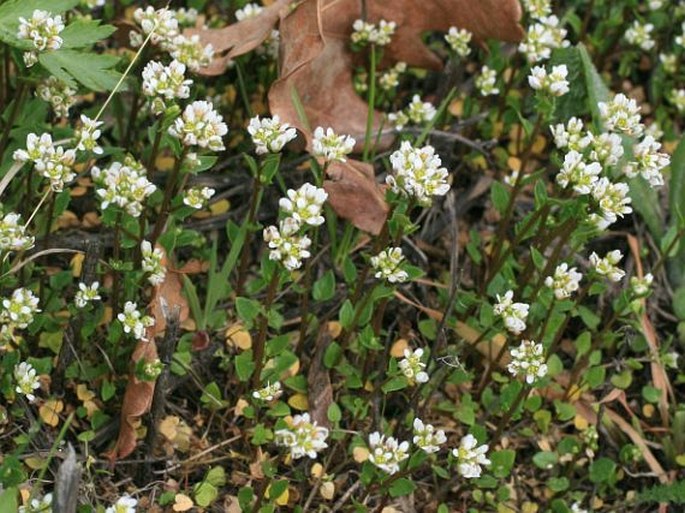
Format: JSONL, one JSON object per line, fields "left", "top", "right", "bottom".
{"left": 307, "top": 324, "right": 334, "bottom": 428}
{"left": 323, "top": 159, "right": 388, "bottom": 234}
{"left": 39, "top": 399, "right": 64, "bottom": 427}
{"left": 172, "top": 494, "right": 194, "bottom": 512}
{"left": 185, "top": 0, "right": 291, "bottom": 75}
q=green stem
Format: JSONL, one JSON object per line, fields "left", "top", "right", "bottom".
{"left": 0, "top": 80, "right": 26, "bottom": 159}
{"left": 252, "top": 271, "right": 280, "bottom": 389}
{"left": 150, "top": 148, "right": 188, "bottom": 244}
{"left": 363, "top": 45, "right": 377, "bottom": 161}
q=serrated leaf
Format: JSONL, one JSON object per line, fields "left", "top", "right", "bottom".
{"left": 60, "top": 19, "right": 116, "bottom": 48}
{"left": 39, "top": 49, "right": 121, "bottom": 91}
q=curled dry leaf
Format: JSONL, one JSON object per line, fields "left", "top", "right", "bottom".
{"left": 323, "top": 159, "right": 389, "bottom": 235}
{"left": 105, "top": 247, "right": 192, "bottom": 461}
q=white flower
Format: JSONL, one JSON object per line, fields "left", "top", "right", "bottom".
{"left": 591, "top": 178, "right": 632, "bottom": 227}
{"left": 452, "top": 434, "right": 491, "bottom": 478}
{"left": 475, "top": 65, "right": 499, "bottom": 96}
{"left": 117, "top": 301, "right": 155, "bottom": 341}
{"left": 142, "top": 60, "right": 192, "bottom": 114}
{"left": 522, "top": 0, "right": 552, "bottom": 19}
{"left": 445, "top": 27, "right": 472, "bottom": 57}
{"left": 519, "top": 16, "right": 569, "bottom": 63}
{"left": 248, "top": 115, "right": 298, "bottom": 154}
{"left": 351, "top": 19, "right": 396, "bottom": 46}
{"left": 528, "top": 64, "right": 569, "bottom": 96}
{"left": 0, "top": 212, "right": 35, "bottom": 253}
{"left": 169, "top": 101, "right": 228, "bottom": 151}
{"left": 590, "top": 250, "right": 625, "bottom": 282}
{"left": 14, "top": 362, "right": 41, "bottom": 402}
{"left": 351, "top": 19, "right": 375, "bottom": 45}
{"left": 412, "top": 418, "right": 447, "bottom": 453}
{"left": 1, "top": 288, "right": 40, "bottom": 329}
{"left": 278, "top": 183, "right": 328, "bottom": 228}
{"left": 17, "top": 131, "right": 77, "bottom": 192}
{"left": 367, "top": 432, "right": 410, "bottom": 474}
{"left": 545, "top": 263, "right": 582, "bottom": 300}
{"left": 371, "top": 247, "right": 408, "bottom": 283}
{"left": 75, "top": 282, "right": 101, "bottom": 308}
{"left": 75, "top": 115, "right": 104, "bottom": 155}
{"left": 379, "top": 61, "right": 406, "bottom": 90}
{"left": 133, "top": 6, "right": 179, "bottom": 45}
{"left": 623, "top": 135, "right": 669, "bottom": 188}
{"left": 141, "top": 241, "right": 166, "bottom": 286}
{"left": 91, "top": 158, "right": 156, "bottom": 218}
{"left": 625, "top": 21, "right": 655, "bottom": 51}
{"left": 388, "top": 110, "right": 410, "bottom": 131}
{"left": 599, "top": 93, "right": 643, "bottom": 136}
{"left": 398, "top": 348, "right": 429, "bottom": 384}
{"left": 235, "top": 3, "right": 263, "bottom": 21}
{"left": 13, "top": 132, "right": 53, "bottom": 163}
{"left": 630, "top": 273, "right": 653, "bottom": 296}
{"left": 507, "top": 340, "right": 548, "bottom": 384}
{"left": 253, "top": 381, "right": 283, "bottom": 402}
{"left": 406, "top": 95, "right": 436, "bottom": 124}
{"left": 312, "top": 127, "right": 355, "bottom": 163}
{"left": 175, "top": 7, "right": 199, "bottom": 26}
{"left": 18, "top": 492, "right": 53, "bottom": 513}
{"left": 556, "top": 150, "right": 601, "bottom": 195}
{"left": 275, "top": 413, "right": 329, "bottom": 459}
{"left": 550, "top": 118, "right": 592, "bottom": 152}
{"left": 387, "top": 141, "right": 450, "bottom": 206}
{"left": 648, "top": 0, "right": 664, "bottom": 8}
{"left": 670, "top": 88, "right": 685, "bottom": 113}
{"left": 660, "top": 53, "right": 678, "bottom": 74}
{"left": 589, "top": 132, "right": 624, "bottom": 167}
{"left": 571, "top": 503, "right": 588, "bottom": 513}
{"left": 263, "top": 221, "right": 312, "bottom": 271}
{"left": 36, "top": 76, "right": 77, "bottom": 118}
{"left": 183, "top": 186, "right": 215, "bottom": 209}
{"left": 493, "top": 290, "right": 529, "bottom": 335}
{"left": 166, "top": 34, "right": 214, "bottom": 71}
{"left": 105, "top": 494, "right": 137, "bottom": 513}
{"left": 17, "top": 10, "right": 64, "bottom": 54}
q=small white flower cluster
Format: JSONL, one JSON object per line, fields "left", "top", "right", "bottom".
{"left": 445, "top": 27, "right": 472, "bottom": 57}
{"left": 412, "top": 418, "right": 447, "bottom": 453}
{"left": 105, "top": 495, "right": 137, "bottom": 513}
{"left": 142, "top": 60, "right": 192, "bottom": 115}
{"left": 75, "top": 115, "right": 104, "bottom": 155}
{"left": 590, "top": 178, "right": 633, "bottom": 229}
{"left": 660, "top": 53, "right": 678, "bottom": 74}
{"left": 275, "top": 412, "right": 329, "bottom": 459}
{"left": 522, "top": 0, "right": 552, "bottom": 19}
{"left": 371, "top": 247, "right": 409, "bottom": 284}
{"left": 387, "top": 141, "right": 451, "bottom": 206}
{"left": 452, "top": 434, "right": 491, "bottom": 478}
{"left": 17, "top": 9, "right": 64, "bottom": 67}
{"left": 507, "top": 339, "right": 548, "bottom": 384}
{"left": 235, "top": 3, "right": 263, "bottom": 21}
{"left": 590, "top": 250, "right": 625, "bottom": 282}
{"left": 0, "top": 212, "right": 34, "bottom": 253}
{"left": 351, "top": 19, "right": 396, "bottom": 46}
{"left": 676, "top": 21, "right": 685, "bottom": 47}
{"left": 264, "top": 183, "right": 327, "bottom": 271}
{"left": 36, "top": 76, "right": 77, "bottom": 118}
{"left": 631, "top": 272, "right": 654, "bottom": 297}
{"left": 19, "top": 491, "right": 53, "bottom": 513}
{"left": 571, "top": 503, "right": 589, "bottom": 513}
{"left": 248, "top": 115, "right": 298, "bottom": 155}
{"left": 528, "top": 64, "right": 569, "bottom": 96}
{"left": 648, "top": 0, "right": 665, "bottom": 8}
{"left": 367, "top": 431, "right": 410, "bottom": 474}
{"left": 398, "top": 347, "right": 429, "bottom": 385}
{"left": 550, "top": 117, "right": 592, "bottom": 152}
{"left": 599, "top": 93, "right": 643, "bottom": 136}
{"left": 556, "top": 150, "right": 601, "bottom": 195}
{"left": 589, "top": 132, "right": 624, "bottom": 167}
{"left": 183, "top": 186, "right": 215, "bottom": 209}
{"left": 168, "top": 34, "right": 215, "bottom": 71}
{"left": 14, "top": 361, "right": 41, "bottom": 402}
{"left": 388, "top": 94, "right": 436, "bottom": 131}
{"left": 91, "top": 158, "right": 156, "bottom": 218}
{"left": 1, "top": 288, "right": 41, "bottom": 346}
{"left": 168, "top": 100, "right": 229, "bottom": 151}
{"left": 14, "top": 132, "right": 77, "bottom": 192}
{"left": 519, "top": 15, "right": 569, "bottom": 63}
{"left": 312, "top": 127, "right": 355, "bottom": 163}
{"left": 493, "top": 290, "right": 529, "bottom": 335}
{"left": 117, "top": 301, "right": 155, "bottom": 341}
{"left": 81, "top": 0, "right": 106, "bottom": 8}
{"left": 133, "top": 6, "right": 178, "bottom": 45}
{"left": 75, "top": 282, "right": 101, "bottom": 308}
{"left": 141, "top": 241, "right": 166, "bottom": 286}
{"left": 379, "top": 62, "right": 407, "bottom": 91}
{"left": 623, "top": 135, "right": 669, "bottom": 187}
{"left": 670, "top": 88, "right": 685, "bottom": 113}
{"left": 475, "top": 65, "right": 499, "bottom": 96}
{"left": 252, "top": 381, "right": 282, "bottom": 402}
{"left": 545, "top": 263, "right": 582, "bottom": 300}
{"left": 625, "top": 21, "right": 655, "bottom": 51}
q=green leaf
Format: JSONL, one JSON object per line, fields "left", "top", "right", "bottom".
{"left": 668, "top": 137, "right": 685, "bottom": 287}
{"left": 533, "top": 451, "right": 558, "bottom": 469}
{"left": 490, "top": 181, "right": 510, "bottom": 214}
{"left": 205, "top": 466, "right": 227, "bottom": 487}
{"left": 578, "top": 43, "right": 610, "bottom": 124}
{"left": 60, "top": 19, "right": 116, "bottom": 48}
{"left": 589, "top": 457, "right": 617, "bottom": 484}
{"left": 547, "top": 476, "right": 570, "bottom": 492}
{"left": 39, "top": 50, "right": 121, "bottom": 91}
{"left": 194, "top": 482, "right": 218, "bottom": 507}
{"left": 323, "top": 341, "right": 342, "bottom": 368}
{"left": 200, "top": 382, "right": 225, "bottom": 409}
{"left": 0, "top": 487, "right": 17, "bottom": 512}
{"left": 628, "top": 176, "right": 663, "bottom": 239}
{"left": 490, "top": 449, "right": 516, "bottom": 478}
{"left": 236, "top": 297, "right": 262, "bottom": 326}
{"left": 388, "top": 477, "right": 415, "bottom": 498}
{"left": 268, "top": 479, "right": 288, "bottom": 500}
{"left": 235, "top": 350, "right": 256, "bottom": 382}
{"left": 339, "top": 299, "right": 354, "bottom": 329}
{"left": 313, "top": 270, "right": 336, "bottom": 301}
{"left": 327, "top": 403, "right": 342, "bottom": 423}
{"left": 381, "top": 376, "right": 408, "bottom": 393}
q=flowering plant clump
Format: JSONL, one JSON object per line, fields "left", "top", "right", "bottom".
{"left": 275, "top": 413, "right": 329, "bottom": 460}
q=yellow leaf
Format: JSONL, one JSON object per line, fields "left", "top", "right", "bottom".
{"left": 507, "top": 156, "right": 521, "bottom": 172}
{"left": 235, "top": 398, "right": 249, "bottom": 417}
{"left": 353, "top": 446, "right": 369, "bottom": 463}
{"left": 320, "top": 481, "right": 335, "bottom": 500}
{"left": 591, "top": 497, "right": 604, "bottom": 509}
{"left": 326, "top": 321, "right": 342, "bottom": 339}
{"left": 70, "top": 186, "right": 88, "bottom": 197}
{"left": 448, "top": 98, "right": 464, "bottom": 117}
{"left": 226, "top": 324, "right": 252, "bottom": 350}
{"left": 156, "top": 155, "right": 176, "bottom": 172}
{"left": 274, "top": 486, "right": 289, "bottom": 506}
{"left": 522, "top": 502, "right": 539, "bottom": 513}
{"left": 390, "top": 338, "right": 409, "bottom": 358}
{"left": 497, "top": 504, "right": 516, "bottom": 513}
{"left": 39, "top": 399, "right": 64, "bottom": 427}
{"left": 280, "top": 357, "right": 300, "bottom": 380}
{"left": 209, "top": 199, "right": 231, "bottom": 215}
{"left": 532, "top": 135, "right": 547, "bottom": 154}
{"left": 642, "top": 403, "right": 655, "bottom": 418}
{"left": 310, "top": 463, "right": 324, "bottom": 478}
{"left": 76, "top": 384, "right": 95, "bottom": 402}
{"left": 574, "top": 414, "right": 589, "bottom": 431}
{"left": 25, "top": 456, "right": 47, "bottom": 470}
{"left": 71, "top": 253, "right": 85, "bottom": 277}
{"left": 159, "top": 415, "right": 179, "bottom": 442}
{"left": 172, "top": 493, "right": 194, "bottom": 512}
{"left": 675, "top": 454, "right": 685, "bottom": 467}
{"left": 288, "top": 393, "right": 309, "bottom": 411}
